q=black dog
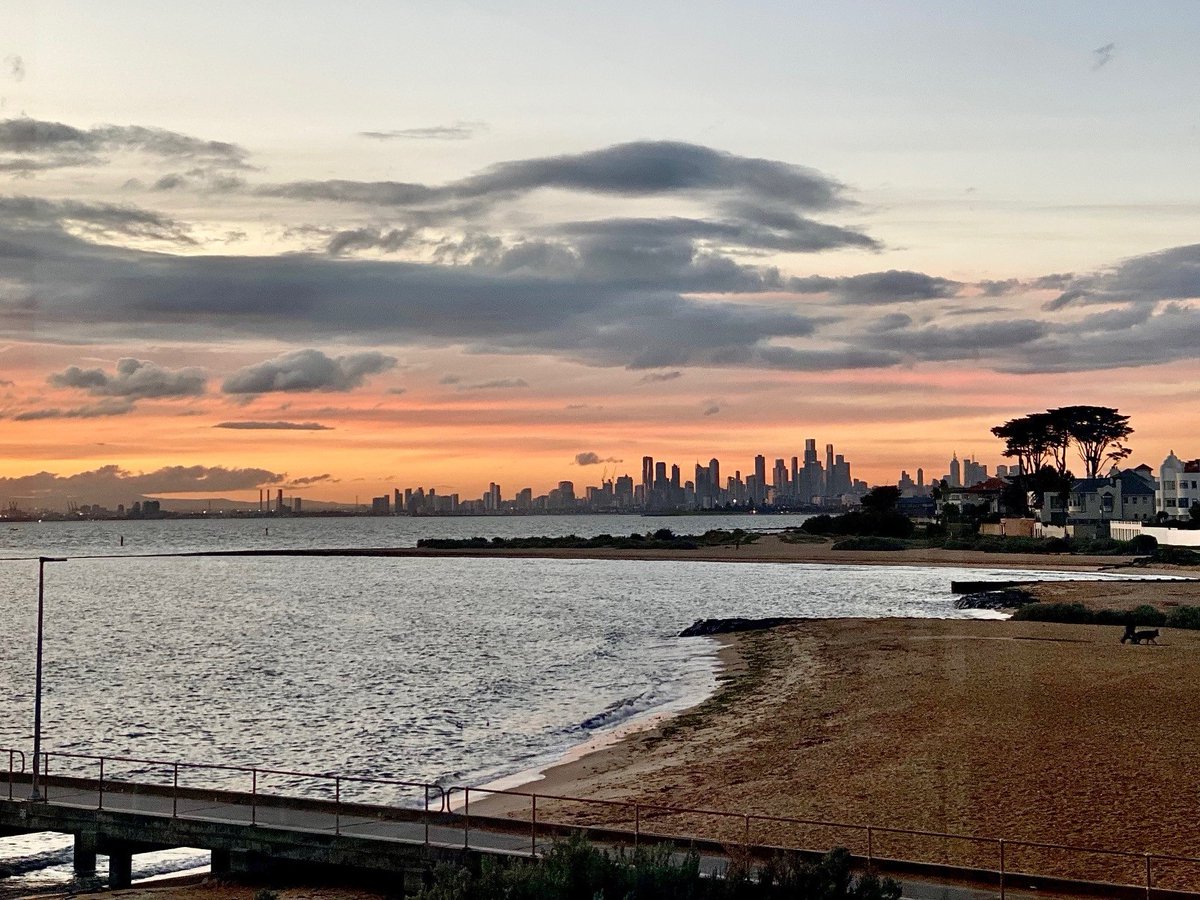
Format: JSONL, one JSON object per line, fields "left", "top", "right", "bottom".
{"left": 1120, "top": 624, "right": 1159, "bottom": 644}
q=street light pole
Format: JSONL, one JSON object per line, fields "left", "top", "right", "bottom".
{"left": 30, "top": 556, "right": 66, "bottom": 801}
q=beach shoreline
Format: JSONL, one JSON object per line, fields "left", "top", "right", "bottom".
{"left": 470, "top": 613, "right": 1200, "bottom": 886}
{"left": 364, "top": 534, "right": 1197, "bottom": 576}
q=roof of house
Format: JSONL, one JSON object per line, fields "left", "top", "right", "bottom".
{"left": 965, "top": 477, "right": 1008, "bottom": 494}
{"left": 1072, "top": 471, "right": 1155, "bottom": 496}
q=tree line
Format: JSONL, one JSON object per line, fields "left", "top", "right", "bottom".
{"left": 990, "top": 405, "right": 1133, "bottom": 481}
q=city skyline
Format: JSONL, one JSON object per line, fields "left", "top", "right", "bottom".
{"left": 2, "top": 4, "right": 1198, "bottom": 504}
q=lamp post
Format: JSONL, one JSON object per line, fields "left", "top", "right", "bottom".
{"left": 30, "top": 556, "right": 66, "bottom": 801}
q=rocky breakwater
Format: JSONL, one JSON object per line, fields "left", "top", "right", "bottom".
{"left": 953, "top": 587, "right": 1037, "bottom": 611}
{"left": 679, "top": 616, "right": 805, "bottom": 636}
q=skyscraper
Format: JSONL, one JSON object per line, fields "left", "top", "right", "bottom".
{"left": 642, "top": 456, "right": 654, "bottom": 499}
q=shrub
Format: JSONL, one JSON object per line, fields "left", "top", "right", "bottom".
{"left": 1128, "top": 604, "right": 1167, "bottom": 627}
{"left": 1166, "top": 606, "right": 1200, "bottom": 630}
{"left": 411, "top": 837, "right": 900, "bottom": 900}
{"left": 831, "top": 537, "right": 906, "bottom": 551}
{"left": 1153, "top": 546, "right": 1200, "bottom": 566}
{"left": 800, "top": 514, "right": 836, "bottom": 535}
{"left": 1129, "top": 534, "right": 1159, "bottom": 555}
{"left": 1014, "top": 602, "right": 1171, "bottom": 627}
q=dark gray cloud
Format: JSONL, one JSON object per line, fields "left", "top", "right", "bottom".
{"left": 638, "top": 371, "right": 683, "bottom": 383}
{"left": 867, "top": 313, "right": 913, "bottom": 333}
{"left": 574, "top": 452, "right": 621, "bottom": 466}
{"left": 0, "top": 223, "right": 834, "bottom": 372}
{"left": 360, "top": 122, "right": 484, "bottom": 141}
{"left": 702, "top": 402, "right": 721, "bottom": 416}
{"left": 0, "top": 195, "right": 195, "bottom": 244}
{"left": 260, "top": 141, "right": 876, "bottom": 264}
{"left": 868, "top": 319, "right": 1047, "bottom": 361}
{"left": 222, "top": 349, "right": 397, "bottom": 394}
{"left": 1039, "top": 244, "right": 1200, "bottom": 310}
{"left": 12, "top": 399, "right": 135, "bottom": 420}
{"left": 214, "top": 420, "right": 333, "bottom": 430}
{"left": 281, "top": 473, "right": 336, "bottom": 486}
{"left": 5, "top": 55, "right": 23, "bottom": 82}
{"left": 1093, "top": 42, "right": 1116, "bottom": 69}
{"left": 556, "top": 214, "right": 877, "bottom": 257}
{"left": 999, "top": 303, "right": 1200, "bottom": 373}
{"left": 0, "top": 118, "right": 250, "bottom": 174}
{"left": 0, "top": 463, "right": 285, "bottom": 508}
{"left": 326, "top": 226, "right": 419, "bottom": 256}
{"left": 460, "top": 378, "right": 529, "bottom": 390}
{"left": 789, "top": 270, "right": 962, "bottom": 304}
{"left": 49, "top": 357, "right": 206, "bottom": 398}
{"left": 978, "top": 278, "right": 1021, "bottom": 296}
{"left": 262, "top": 140, "right": 848, "bottom": 210}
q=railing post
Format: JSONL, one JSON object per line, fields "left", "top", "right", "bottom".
{"left": 1145, "top": 853, "right": 1152, "bottom": 900}
{"left": 634, "top": 803, "right": 640, "bottom": 848}
{"left": 43, "top": 754, "right": 49, "bottom": 801}
{"left": 424, "top": 785, "right": 430, "bottom": 846}
{"left": 531, "top": 795, "right": 538, "bottom": 857}
{"left": 999, "top": 839, "right": 1006, "bottom": 900}
{"left": 335, "top": 777, "right": 341, "bottom": 835}
{"left": 251, "top": 769, "right": 257, "bottom": 826}
{"left": 867, "top": 826, "right": 873, "bottom": 867}
{"left": 744, "top": 814, "right": 750, "bottom": 848}
{"left": 172, "top": 763, "right": 178, "bottom": 817}
{"left": 97, "top": 758, "right": 104, "bottom": 810}
{"left": 464, "top": 788, "right": 470, "bottom": 849}
{"left": 6, "top": 750, "right": 12, "bottom": 801}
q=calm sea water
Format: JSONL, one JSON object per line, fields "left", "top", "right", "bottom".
{"left": 0, "top": 515, "right": 1132, "bottom": 893}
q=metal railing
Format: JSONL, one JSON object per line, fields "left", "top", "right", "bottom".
{"left": 4, "top": 747, "right": 1198, "bottom": 897}
{"left": 5, "top": 749, "right": 446, "bottom": 840}
{"left": 5, "top": 749, "right": 25, "bottom": 800}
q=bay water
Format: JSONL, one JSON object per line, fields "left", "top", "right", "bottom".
{"left": 0, "top": 514, "right": 1131, "bottom": 893}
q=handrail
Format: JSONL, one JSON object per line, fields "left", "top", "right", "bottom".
{"left": 20, "top": 749, "right": 447, "bottom": 813}
{"left": 7, "top": 747, "right": 1200, "bottom": 893}
{"left": 3, "top": 748, "right": 25, "bottom": 801}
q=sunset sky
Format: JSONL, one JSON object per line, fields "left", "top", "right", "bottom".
{"left": 2, "top": 2, "right": 1199, "bottom": 507}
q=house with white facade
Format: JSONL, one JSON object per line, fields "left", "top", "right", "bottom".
{"left": 1158, "top": 451, "right": 1200, "bottom": 520}
{"left": 1039, "top": 468, "right": 1157, "bottom": 532}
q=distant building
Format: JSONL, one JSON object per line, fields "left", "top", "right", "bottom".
{"left": 1159, "top": 451, "right": 1200, "bottom": 519}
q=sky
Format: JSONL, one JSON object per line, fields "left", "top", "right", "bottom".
{"left": 1, "top": 1, "right": 1199, "bottom": 507}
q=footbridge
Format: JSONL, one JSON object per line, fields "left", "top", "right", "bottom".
{"left": 3, "top": 749, "right": 1198, "bottom": 899}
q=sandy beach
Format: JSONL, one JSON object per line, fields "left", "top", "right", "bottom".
{"left": 398, "top": 532, "right": 1151, "bottom": 572}
{"left": 476, "top": 616, "right": 1200, "bottom": 887}
{"left": 1027, "top": 577, "right": 1200, "bottom": 610}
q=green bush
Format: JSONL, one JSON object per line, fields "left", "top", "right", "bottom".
{"left": 1166, "top": 606, "right": 1200, "bottom": 629}
{"left": 1129, "top": 534, "right": 1159, "bottom": 555}
{"left": 830, "top": 537, "right": 907, "bottom": 551}
{"left": 1152, "top": 546, "right": 1200, "bottom": 566}
{"left": 1128, "top": 604, "right": 1167, "bottom": 627}
{"left": 411, "top": 837, "right": 900, "bottom": 900}
{"left": 1014, "top": 602, "right": 1176, "bottom": 627}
